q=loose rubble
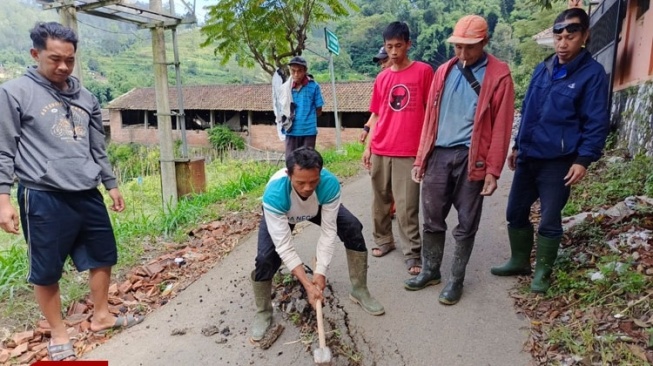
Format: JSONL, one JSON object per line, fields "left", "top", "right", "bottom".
{"left": 268, "top": 269, "right": 362, "bottom": 365}
{"left": 0, "top": 212, "right": 258, "bottom": 365}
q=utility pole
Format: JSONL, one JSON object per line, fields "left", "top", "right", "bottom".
{"left": 59, "top": 3, "right": 82, "bottom": 82}
{"left": 150, "top": 0, "right": 178, "bottom": 211}
{"left": 170, "top": 0, "right": 189, "bottom": 159}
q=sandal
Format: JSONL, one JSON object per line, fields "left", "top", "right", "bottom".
{"left": 92, "top": 314, "right": 144, "bottom": 335}
{"left": 47, "top": 340, "right": 77, "bottom": 361}
{"left": 371, "top": 243, "right": 396, "bottom": 257}
{"left": 406, "top": 258, "right": 422, "bottom": 275}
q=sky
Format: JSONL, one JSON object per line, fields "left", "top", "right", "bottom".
{"left": 191, "top": 0, "right": 213, "bottom": 23}
{"left": 159, "top": 0, "right": 213, "bottom": 23}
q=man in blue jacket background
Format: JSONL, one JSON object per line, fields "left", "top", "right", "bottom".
{"left": 491, "top": 8, "right": 610, "bottom": 293}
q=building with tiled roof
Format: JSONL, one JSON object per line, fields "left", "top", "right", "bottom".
{"left": 106, "top": 82, "right": 374, "bottom": 151}
{"left": 108, "top": 82, "right": 373, "bottom": 112}
{"left": 532, "top": 27, "right": 554, "bottom": 47}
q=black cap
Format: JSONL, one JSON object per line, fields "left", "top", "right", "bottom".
{"left": 372, "top": 47, "right": 388, "bottom": 63}
{"left": 288, "top": 56, "right": 308, "bottom": 68}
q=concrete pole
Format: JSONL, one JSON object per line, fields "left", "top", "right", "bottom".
{"left": 150, "top": 0, "right": 178, "bottom": 211}
{"left": 170, "top": 0, "right": 189, "bottom": 159}
{"left": 59, "top": 5, "right": 83, "bottom": 83}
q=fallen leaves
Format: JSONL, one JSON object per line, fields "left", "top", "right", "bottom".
{"left": 516, "top": 197, "right": 653, "bottom": 365}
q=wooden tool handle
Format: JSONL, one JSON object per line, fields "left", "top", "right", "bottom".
{"left": 316, "top": 299, "right": 326, "bottom": 348}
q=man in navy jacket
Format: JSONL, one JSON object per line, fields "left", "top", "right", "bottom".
{"left": 491, "top": 8, "right": 609, "bottom": 293}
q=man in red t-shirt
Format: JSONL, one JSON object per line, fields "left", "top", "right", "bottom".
{"left": 362, "top": 21, "right": 434, "bottom": 276}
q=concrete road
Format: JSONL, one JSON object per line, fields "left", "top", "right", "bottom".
{"left": 87, "top": 170, "right": 531, "bottom": 366}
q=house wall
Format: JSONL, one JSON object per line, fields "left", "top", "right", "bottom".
{"left": 110, "top": 110, "right": 363, "bottom": 152}
{"left": 109, "top": 110, "right": 210, "bottom": 146}
{"left": 248, "top": 125, "right": 362, "bottom": 152}
{"left": 614, "top": 1, "right": 653, "bottom": 90}
{"left": 611, "top": 80, "right": 653, "bottom": 155}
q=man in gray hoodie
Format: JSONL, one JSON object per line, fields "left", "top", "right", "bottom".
{"left": 0, "top": 22, "right": 142, "bottom": 361}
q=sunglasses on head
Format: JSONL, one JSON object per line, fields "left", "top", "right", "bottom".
{"left": 552, "top": 22, "right": 584, "bottom": 34}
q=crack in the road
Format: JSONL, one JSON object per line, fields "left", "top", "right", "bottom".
{"left": 330, "top": 294, "right": 407, "bottom": 366}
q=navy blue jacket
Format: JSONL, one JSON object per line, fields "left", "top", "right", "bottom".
{"left": 515, "top": 49, "right": 610, "bottom": 167}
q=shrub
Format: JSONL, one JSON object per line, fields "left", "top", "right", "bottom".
{"left": 107, "top": 143, "right": 160, "bottom": 181}
{"left": 207, "top": 126, "right": 246, "bottom": 153}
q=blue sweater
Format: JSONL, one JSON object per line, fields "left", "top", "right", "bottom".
{"left": 516, "top": 50, "right": 610, "bottom": 167}
{"left": 288, "top": 80, "right": 324, "bottom": 137}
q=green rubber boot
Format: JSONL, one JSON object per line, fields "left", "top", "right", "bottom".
{"left": 439, "top": 238, "right": 474, "bottom": 305}
{"left": 531, "top": 235, "right": 561, "bottom": 293}
{"left": 250, "top": 271, "right": 273, "bottom": 342}
{"left": 404, "top": 232, "right": 444, "bottom": 291}
{"left": 346, "top": 249, "right": 385, "bottom": 316}
{"left": 491, "top": 227, "right": 534, "bottom": 276}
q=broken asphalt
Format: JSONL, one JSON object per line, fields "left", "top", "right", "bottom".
{"left": 86, "top": 169, "right": 532, "bottom": 366}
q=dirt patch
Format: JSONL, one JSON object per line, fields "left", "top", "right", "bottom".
{"left": 267, "top": 269, "right": 363, "bottom": 365}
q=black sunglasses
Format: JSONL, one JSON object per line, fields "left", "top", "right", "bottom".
{"left": 552, "top": 22, "right": 584, "bottom": 34}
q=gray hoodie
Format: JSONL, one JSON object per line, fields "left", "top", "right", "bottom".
{"left": 0, "top": 66, "right": 117, "bottom": 194}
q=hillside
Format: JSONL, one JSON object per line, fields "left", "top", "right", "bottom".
{"left": 0, "top": 0, "right": 286, "bottom": 104}
{"left": 0, "top": 0, "right": 568, "bottom": 106}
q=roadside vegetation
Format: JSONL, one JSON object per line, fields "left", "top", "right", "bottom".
{"left": 517, "top": 149, "right": 653, "bottom": 365}
{"left": 0, "top": 142, "right": 365, "bottom": 333}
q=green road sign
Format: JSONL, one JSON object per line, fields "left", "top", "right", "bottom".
{"left": 324, "top": 28, "right": 340, "bottom": 55}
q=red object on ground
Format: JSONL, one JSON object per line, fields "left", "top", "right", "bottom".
{"left": 33, "top": 361, "right": 108, "bottom": 365}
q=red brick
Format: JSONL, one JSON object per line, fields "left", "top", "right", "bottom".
{"left": 15, "top": 350, "right": 36, "bottom": 364}
{"left": 11, "top": 331, "right": 33, "bottom": 346}
{"left": 10, "top": 342, "right": 28, "bottom": 357}
{"left": 0, "top": 349, "right": 10, "bottom": 363}
{"left": 119, "top": 279, "right": 132, "bottom": 294}
{"left": 64, "top": 313, "right": 90, "bottom": 327}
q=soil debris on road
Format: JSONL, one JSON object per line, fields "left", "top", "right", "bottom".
{"left": 0, "top": 212, "right": 259, "bottom": 365}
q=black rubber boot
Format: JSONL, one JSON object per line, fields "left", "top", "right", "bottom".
{"left": 531, "top": 234, "right": 561, "bottom": 293}
{"left": 491, "top": 226, "right": 534, "bottom": 276}
{"left": 346, "top": 249, "right": 385, "bottom": 315}
{"left": 250, "top": 271, "right": 273, "bottom": 342}
{"left": 404, "top": 232, "right": 445, "bottom": 291}
{"left": 439, "top": 238, "right": 474, "bottom": 305}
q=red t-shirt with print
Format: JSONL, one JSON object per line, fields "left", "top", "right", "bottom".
{"left": 369, "top": 61, "right": 434, "bottom": 157}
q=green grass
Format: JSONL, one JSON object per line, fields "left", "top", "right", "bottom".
{"left": 0, "top": 143, "right": 364, "bottom": 330}
{"left": 0, "top": 237, "right": 30, "bottom": 299}
{"left": 563, "top": 153, "right": 653, "bottom": 216}
{"left": 521, "top": 153, "right": 653, "bottom": 365}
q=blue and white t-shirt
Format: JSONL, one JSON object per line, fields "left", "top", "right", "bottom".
{"left": 262, "top": 168, "right": 340, "bottom": 275}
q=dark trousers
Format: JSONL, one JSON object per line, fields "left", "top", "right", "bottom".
{"left": 254, "top": 205, "right": 366, "bottom": 281}
{"left": 285, "top": 135, "right": 317, "bottom": 158}
{"left": 506, "top": 157, "right": 573, "bottom": 239}
{"left": 421, "top": 147, "right": 484, "bottom": 241}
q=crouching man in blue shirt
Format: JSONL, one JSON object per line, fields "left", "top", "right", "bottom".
{"left": 250, "top": 147, "right": 384, "bottom": 343}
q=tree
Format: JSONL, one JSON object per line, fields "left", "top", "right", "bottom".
{"left": 200, "top": 0, "right": 358, "bottom": 76}
{"left": 486, "top": 21, "right": 517, "bottom": 64}
{"left": 528, "top": 0, "right": 566, "bottom": 9}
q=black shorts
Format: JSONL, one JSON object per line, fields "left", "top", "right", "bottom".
{"left": 18, "top": 185, "right": 118, "bottom": 286}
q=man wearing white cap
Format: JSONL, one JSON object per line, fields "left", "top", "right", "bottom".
{"left": 406, "top": 15, "right": 515, "bottom": 305}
